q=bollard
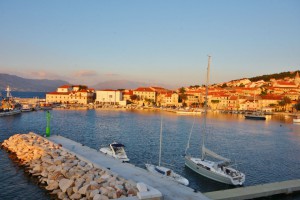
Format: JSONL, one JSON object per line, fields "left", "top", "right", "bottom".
{"left": 46, "top": 111, "right": 51, "bottom": 137}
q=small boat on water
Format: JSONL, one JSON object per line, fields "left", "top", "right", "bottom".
{"left": 145, "top": 164, "right": 189, "bottom": 186}
{"left": 145, "top": 115, "right": 189, "bottom": 186}
{"left": 244, "top": 111, "right": 266, "bottom": 120}
{"left": 99, "top": 142, "right": 130, "bottom": 162}
{"left": 293, "top": 116, "right": 300, "bottom": 123}
{"left": 21, "top": 104, "right": 34, "bottom": 112}
{"left": 0, "top": 86, "right": 22, "bottom": 117}
{"left": 40, "top": 103, "right": 53, "bottom": 110}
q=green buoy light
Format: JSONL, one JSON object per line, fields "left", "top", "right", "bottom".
{"left": 46, "top": 111, "right": 51, "bottom": 137}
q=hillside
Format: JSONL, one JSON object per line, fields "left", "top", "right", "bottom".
{"left": 248, "top": 70, "right": 300, "bottom": 82}
{"left": 0, "top": 73, "right": 70, "bottom": 92}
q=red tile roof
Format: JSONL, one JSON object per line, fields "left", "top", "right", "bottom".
{"left": 58, "top": 85, "right": 71, "bottom": 88}
{"left": 47, "top": 92, "right": 70, "bottom": 95}
{"left": 134, "top": 87, "right": 155, "bottom": 92}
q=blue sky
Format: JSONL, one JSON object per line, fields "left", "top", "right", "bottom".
{"left": 0, "top": 0, "right": 299, "bottom": 88}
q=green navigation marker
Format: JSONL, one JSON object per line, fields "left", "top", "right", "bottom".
{"left": 46, "top": 111, "right": 51, "bottom": 137}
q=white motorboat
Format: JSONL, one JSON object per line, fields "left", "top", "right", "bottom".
{"left": 293, "top": 116, "right": 300, "bottom": 123}
{"left": 100, "top": 142, "right": 130, "bottom": 162}
{"left": 21, "top": 104, "right": 34, "bottom": 112}
{"left": 145, "top": 115, "right": 189, "bottom": 186}
{"left": 244, "top": 111, "right": 266, "bottom": 120}
{"left": 185, "top": 56, "right": 245, "bottom": 186}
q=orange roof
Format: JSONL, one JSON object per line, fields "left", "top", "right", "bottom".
{"left": 134, "top": 87, "right": 155, "bottom": 92}
{"left": 276, "top": 81, "right": 296, "bottom": 86}
{"left": 261, "top": 95, "right": 283, "bottom": 100}
{"left": 47, "top": 92, "right": 70, "bottom": 95}
{"left": 58, "top": 85, "right": 71, "bottom": 88}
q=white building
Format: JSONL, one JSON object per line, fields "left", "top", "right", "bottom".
{"left": 95, "top": 90, "right": 126, "bottom": 105}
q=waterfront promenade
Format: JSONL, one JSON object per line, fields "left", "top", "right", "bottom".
{"left": 48, "top": 135, "right": 210, "bottom": 200}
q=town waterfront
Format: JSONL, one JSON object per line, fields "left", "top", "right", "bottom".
{"left": 1, "top": 109, "right": 300, "bottom": 199}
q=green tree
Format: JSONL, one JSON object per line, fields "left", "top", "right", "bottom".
{"left": 221, "top": 83, "right": 228, "bottom": 88}
{"left": 294, "top": 101, "right": 300, "bottom": 112}
{"left": 239, "top": 83, "right": 245, "bottom": 87}
{"left": 178, "top": 87, "right": 187, "bottom": 106}
{"left": 279, "top": 96, "right": 292, "bottom": 111}
{"left": 130, "top": 94, "right": 138, "bottom": 101}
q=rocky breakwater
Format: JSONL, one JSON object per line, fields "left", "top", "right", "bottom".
{"left": 1, "top": 132, "right": 138, "bottom": 200}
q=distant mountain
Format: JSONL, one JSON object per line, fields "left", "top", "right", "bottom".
{"left": 0, "top": 73, "right": 70, "bottom": 92}
{"left": 92, "top": 80, "right": 177, "bottom": 90}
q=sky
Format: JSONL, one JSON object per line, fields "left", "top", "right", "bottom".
{"left": 0, "top": 0, "right": 299, "bottom": 88}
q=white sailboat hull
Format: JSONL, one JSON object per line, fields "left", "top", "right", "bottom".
{"left": 145, "top": 164, "right": 189, "bottom": 186}
{"left": 185, "top": 156, "right": 245, "bottom": 186}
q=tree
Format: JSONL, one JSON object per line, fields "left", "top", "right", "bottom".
{"left": 278, "top": 96, "right": 292, "bottom": 111}
{"left": 211, "top": 100, "right": 220, "bottom": 104}
{"left": 130, "top": 94, "right": 138, "bottom": 101}
{"left": 294, "top": 101, "right": 300, "bottom": 112}
{"left": 221, "top": 83, "right": 228, "bottom": 88}
{"left": 178, "top": 87, "right": 187, "bottom": 106}
{"left": 239, "top": 83, "right": 245, "bottom": 87}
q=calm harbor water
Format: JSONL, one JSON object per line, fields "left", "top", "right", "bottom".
{"left": 1, "top": 109, "right": 300, "bottom": 199}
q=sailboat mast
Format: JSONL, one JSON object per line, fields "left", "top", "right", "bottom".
{"left": 202, "top": 55, "right": 211, "bottom": 160}
{"left": 158, "top": 115, "right": 163, "bottom": 166}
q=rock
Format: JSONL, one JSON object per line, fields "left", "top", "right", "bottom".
{"left": 66, "top": 187, "right": 73, "bottom": 197}
{"left": 78, "top": 184, "right": 90, "bottom": 195}
{"left": 89, "top": 189, "right": 100, "bottom": 198}
{"left": 59, "top": 178, "right": 74, "bottom": 193}
{"left": 58, "top": 191, "right": 68, "bottom": 199}
{"left": 93, "top": 194, "right": 101, "bottom": 200}
{"left": 45, "top": 180, "right": 59, "bottom": 190}
{"left": 69, "top": 192, "right": 81, "bottom": 200}
{"left": 99, "top": 187, "right": 109, "bottom": 195}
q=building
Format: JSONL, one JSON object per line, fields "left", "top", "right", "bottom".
{"left": 133, "top": 87, "right": 156, "bottom": 105}
{"left": 95, "top": 90, "right": 125, "bottom": 105}
{"left": 46, "top": 85, "right": 94, "bottom": 104}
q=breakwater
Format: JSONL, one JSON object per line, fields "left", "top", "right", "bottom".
{"left": 1, "top": 132, "right": 138, "bottom": 200}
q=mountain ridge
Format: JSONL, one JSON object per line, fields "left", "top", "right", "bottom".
{"left": 0, "top": 73, "right": 70, "bottom": 92}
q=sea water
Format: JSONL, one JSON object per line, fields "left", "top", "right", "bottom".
{"left": 0, "top": 109, "right": 300, "bottom": 199}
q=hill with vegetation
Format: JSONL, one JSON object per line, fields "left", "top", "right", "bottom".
{"left": 0, "top": 73, "right": 70, "bottom": 92}
{"left": 249, "top": 70, "right": 300, "bottom": 82}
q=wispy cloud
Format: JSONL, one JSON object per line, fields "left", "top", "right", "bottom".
{"left": 73, "top": 70, "right": 98, "bottom": 77}
{"left": 104, "top": 73, "right": 119, "bottom": 77}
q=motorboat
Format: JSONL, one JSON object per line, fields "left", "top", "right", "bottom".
{"left": 244, "top": 111, "right": 266, "bottom": 120}
{"left": 100, "top": 142, "right": 129, "bottom": 162}
{"left": 293, "top": 116, "right": 300, "bottom": 123}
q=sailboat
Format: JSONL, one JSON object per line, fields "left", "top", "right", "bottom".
{"left": 185, "top": 56, "right": 245, "bottom": 186}
{"left": 145, "top": 115, "right": 189, "bottom": 186}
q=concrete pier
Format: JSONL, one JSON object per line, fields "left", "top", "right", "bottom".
{"left": 48, "top": 135, "right": 209, "bottom": 200}
{"left": 204, "top": 179, "right": 300, "bottom": 200}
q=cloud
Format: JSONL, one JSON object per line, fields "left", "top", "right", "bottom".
{"left": 73, "top": 70, "right": 98, "bottom": 77}
{"left": 104, "top": 73, "right": 119, "bottom": 77}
